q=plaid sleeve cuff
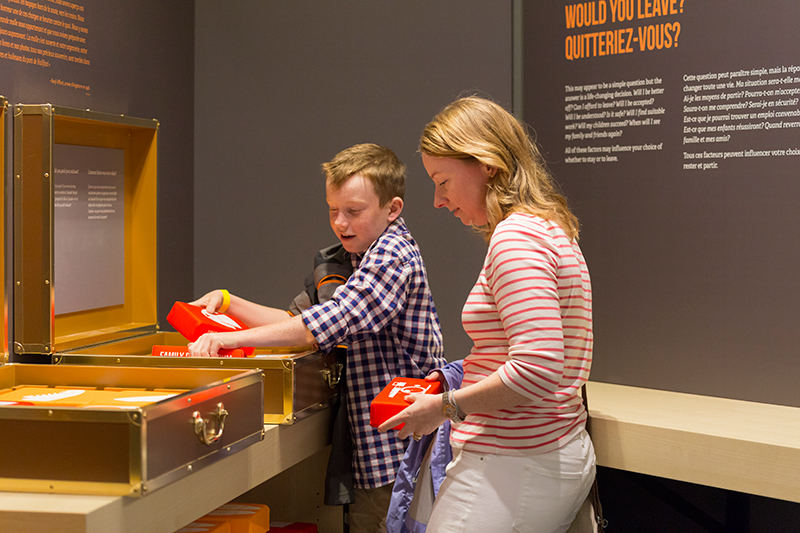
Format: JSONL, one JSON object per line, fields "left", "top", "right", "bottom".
{"left": 300, "top": 299, "right": 348, "bottom": 353}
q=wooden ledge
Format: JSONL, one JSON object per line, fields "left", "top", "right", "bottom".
{"left": 586, "top": 381, "right": 800, "bottom": 503}
{"left": 0, "top": 408, "right": 333, "bottom": 533}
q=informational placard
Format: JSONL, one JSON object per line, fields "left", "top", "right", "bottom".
{"left": 53, "top": 143, "right": 124, "bottom": 315}
{"left": 524, "top": 1, "right": 800, "bottom": 406}
{"left": 0, "top": 0, "right": 94, "bottom": 105}
{"left": 0, "top": 0, "right": 132, "bottom": 111}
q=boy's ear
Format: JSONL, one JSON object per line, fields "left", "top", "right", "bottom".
{"left": 387, "top": 197, "right": 403, "bottom": 222}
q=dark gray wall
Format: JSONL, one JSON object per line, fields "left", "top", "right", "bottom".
{"left": 523, "top": 1, "right": 800, "bottom": 408}
{"left": 194, "top": 1, "right": 513, "bottom": 361}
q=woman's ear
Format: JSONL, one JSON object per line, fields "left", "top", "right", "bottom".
{"left": 387, "top": 197, "right": 404, "bottom": 222}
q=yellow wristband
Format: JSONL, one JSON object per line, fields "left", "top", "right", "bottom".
{"left": 218, "top": 289, "right": 231, "bottom": 313}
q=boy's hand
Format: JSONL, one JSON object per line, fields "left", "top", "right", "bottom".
{"left": 188, "top": 332, "right": 232, "bottom": 357}
{"left": 189, "top": 289, "right": 225, "bottom": 313}
{"left": 377, "top": 392, "right": 448, "bottom": 441}
{"left": 426, "top": 370, "right": 445, "bottom": 383}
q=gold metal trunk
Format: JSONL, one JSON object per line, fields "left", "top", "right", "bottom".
{"left": 0, "top": 363, "right": 264, "bottom": 497}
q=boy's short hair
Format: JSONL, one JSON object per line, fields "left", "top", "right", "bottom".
{"left": 322, "top": 143, "right": 406, "bottom": 206}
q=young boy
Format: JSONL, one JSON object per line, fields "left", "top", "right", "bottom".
{"left": 189, "top": 143, "right": 446, "bottom": 533}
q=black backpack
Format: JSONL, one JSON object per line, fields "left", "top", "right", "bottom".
{"left": 289, "top": 243, "right": 356, "bottom": 506}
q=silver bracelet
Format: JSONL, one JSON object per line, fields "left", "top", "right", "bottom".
{"left": 442, "top": 389, "right": 467, "bottom": 423}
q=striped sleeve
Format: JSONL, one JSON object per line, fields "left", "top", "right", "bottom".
{"left": 485, "top": 218, "right": 566, "bottom": 403}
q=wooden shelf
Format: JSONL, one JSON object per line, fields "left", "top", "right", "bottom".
{"left": 0, "top": 408, "right": 333, "bottom": 533}
{"left": 586, "top": 381, "right": 800, "bottom": 503}
{"left": 6, "top": 381, "right": 799, "bottom": 532}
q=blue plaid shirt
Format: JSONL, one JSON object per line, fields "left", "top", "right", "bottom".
{"left": 301, "top": 218, "right": 445, "bottom": 489}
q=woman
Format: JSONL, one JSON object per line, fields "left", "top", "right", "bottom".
{"left": 378, "top": 96, "right": 595, "bottom": 533}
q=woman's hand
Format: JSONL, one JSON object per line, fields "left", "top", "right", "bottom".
{"left": 378, "top": 392, "right": 448, "bottom": 441}
{"left": 188, "top": 332, "right": 233, "bottom": 357}
{"left": 189, "top": 290, "right": 225, "bottom": 313}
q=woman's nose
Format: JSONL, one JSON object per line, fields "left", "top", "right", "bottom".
{"left": 433, "top": 190, "right": 447, "bottom": 209}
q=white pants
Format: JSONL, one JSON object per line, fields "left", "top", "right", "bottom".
{"left": 426, "top": 431, "right": 596, "bottom": 533}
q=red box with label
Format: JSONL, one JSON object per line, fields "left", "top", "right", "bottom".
{"left": 369, "top": 377, "right": 443, "bottom": 430}
{"left": 167, "top": 301, "right": 254, "bottom": 355}
{"left": 151, "top": 345, "right": 246, "bottom": 358}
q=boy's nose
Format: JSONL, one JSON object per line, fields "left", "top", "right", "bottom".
{"left": 334, "top": 212, "right": 348, "bottom": 228}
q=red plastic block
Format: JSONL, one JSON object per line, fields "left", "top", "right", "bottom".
{"left": 167, "top": 301, "right": 254, "bottom": 355}
{"left": 194, "top": 503, "right": 269, "bottom": 533}
{"left": 369, "top": 377, "right": 443, "bottom": 430}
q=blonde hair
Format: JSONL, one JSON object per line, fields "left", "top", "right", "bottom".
{"left": 419, "top": 96, "right": 579, "bottom": 242}
{"left": 322, "top": 143, "right": 406, "bottom": 206}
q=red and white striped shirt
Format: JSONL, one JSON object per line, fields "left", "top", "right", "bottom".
{"left": 452, "top": 212, "right": 593, "bottom": 455}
